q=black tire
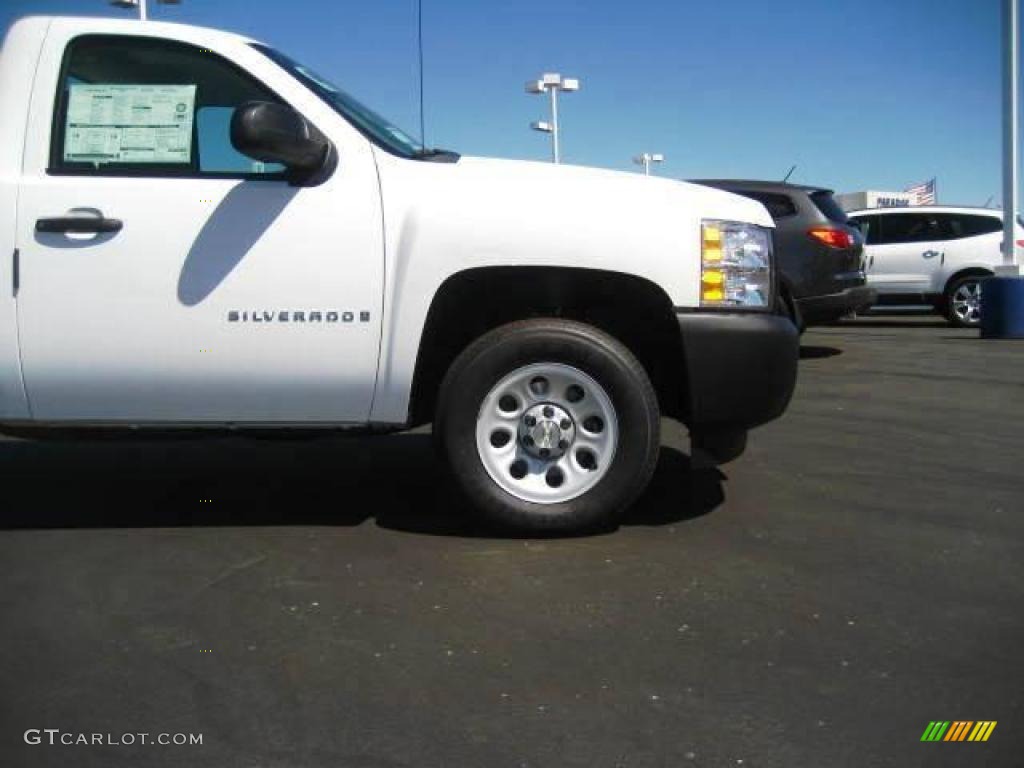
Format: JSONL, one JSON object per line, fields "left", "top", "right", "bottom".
{"left": 943, "top": 274, "right": 986, "bottom": 328}
{"left": 435, "top": 318, "right": 660, "bottom": 533}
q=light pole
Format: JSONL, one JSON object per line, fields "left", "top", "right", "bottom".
{"left": 981, "top": 0, "right": 1024, "bottom": 338}
{"left": 1000, "top": 0, "right": 1020, "bottom": 275}
{"left": 109, "top": 0, "right": 180, "bottom": 21}
{"left": 526, "top": 73, "right": 579, "bottom": 163}
{"left": 632, "top": 153, "right": 664, "bottom": 176}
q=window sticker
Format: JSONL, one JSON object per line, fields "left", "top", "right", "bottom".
{"left": 64, "top": 84, "right": 197, "bottom": 164}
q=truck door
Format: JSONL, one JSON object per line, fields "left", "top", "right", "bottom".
{"left": 16, "top": 29, "right": 384, "bottom": 423}
{"left": 863, "top": 212, "right": 942, "bottom": 297}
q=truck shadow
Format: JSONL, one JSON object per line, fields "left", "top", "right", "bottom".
{"left": 799, "top": 345, "right": 842, "bottom": 359}
{"left": 836, "top": 318, "right": 951, "bottom": 329}
{"left": 0, "top": 434, "right": 722, "bottom": 537}
{"left": 177, "top": 182, "right": 297, "bottom": 306}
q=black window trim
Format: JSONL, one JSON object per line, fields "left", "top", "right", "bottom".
{"left": 249, "top": 42, "right": 421, "bottom": 162}
{"left": 865, "top": 212, "right": 940, "bottom": 245}
{"left": 942, "top": 212, "right": 1003, "bottom": 239}
{"left": 807, "top": 189, "right": 849, "bottom": 224}
{"left": 725, "top": 189, "right": 798, "bottom": 221}
{"left": 750, "top": 191, "right": 798, "bottom": 220}
{"left": 857, "top": 211, "right": 1005, "bottom": 244}
{"left": 46, "top": 33, "right": 303, "bottom": 182}
{"left": 849, "top": 213, "right": 878, "bottom": 245}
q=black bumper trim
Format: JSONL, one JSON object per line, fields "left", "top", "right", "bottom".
{"left": 676, "top": 311, "right": 798, "bottom": 431}
{"left": 796, "top": 285, "right": 877, "bottom": 322}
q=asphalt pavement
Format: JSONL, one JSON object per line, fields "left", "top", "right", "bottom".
{"left": 0, "top": 315, "right": 1022, "bottom": 768}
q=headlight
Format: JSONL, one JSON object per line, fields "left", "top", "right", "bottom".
{"left": 700, "top": 220, "right": 773, "bottom": 308}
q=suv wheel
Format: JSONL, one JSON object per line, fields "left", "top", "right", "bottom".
{"left": 435, "top": 319, "right": 660, "bottom": 533}
{"left": 945, "top": 275, "right": 985, "bottom": 328}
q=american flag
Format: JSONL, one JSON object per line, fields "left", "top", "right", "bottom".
{"left": 905, "top": 178, "right": 937, "bottom": 205}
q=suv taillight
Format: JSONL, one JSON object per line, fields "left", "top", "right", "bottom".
{"left": 807, "top": 227, "right": 854, "bottom": 249}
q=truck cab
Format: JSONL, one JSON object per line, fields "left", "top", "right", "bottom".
{"left": 0, "top": 16, "right": 798, "bottom": 531}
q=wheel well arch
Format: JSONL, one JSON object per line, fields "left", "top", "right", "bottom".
{"left": 943, "top": 267, "right": 993, "bottom": 296}
{"left": 775, "top": 273, "right": 796, "bottom": 307}
{"left": 407, "top": 266, "right": 686, "bottom": 427}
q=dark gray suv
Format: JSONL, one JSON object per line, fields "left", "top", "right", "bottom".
{"left": 693, "top": 180, "right": 876, "bottom": 329}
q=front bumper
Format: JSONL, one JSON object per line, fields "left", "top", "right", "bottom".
{"left": 797, "top": 285, "right": 877, "bottom": 323}
{"left": 676, "top": 310, "right": 799, "bottom": 433}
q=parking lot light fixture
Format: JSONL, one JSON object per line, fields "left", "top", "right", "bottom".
{"left": 633, "top": 153, "right": 664, "bottom": 176}
{"left": 109, "top": 0, "right": 181, "bottom": 21}
{"left": 526, "top": 72, "right": 580, "bottom": 164}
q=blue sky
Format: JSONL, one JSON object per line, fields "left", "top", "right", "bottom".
{"left": 1, "top": 0, "right": 1014, "bottom": 205}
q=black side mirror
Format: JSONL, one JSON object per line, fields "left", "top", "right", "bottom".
{"left": 230, "top": 101, "right": 335, "bottom": 184}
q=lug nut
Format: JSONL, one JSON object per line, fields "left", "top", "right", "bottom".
{"left": 557, "top": 439, "right": 568, "bottom": 450}
{"left": 560, "top": 419, "right": 571, "bottom": 430}
{"left": 543, "top": 406, "right": 554, "bottom": 418}
{"left": 524, "top": 415, "right": 536, "bottom": 427}
{"left": 539, "top": 448, "right": 550, "bottom": 458}
{"left": 529, "top": 377, "right": 549, "bottom": 396}
{"left": 523, "top": 435, "right": 534, "bottom": 446}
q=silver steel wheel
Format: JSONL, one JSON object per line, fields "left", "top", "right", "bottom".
{"left": 951, "top": 280, "right": 982, "bottom": 325}
{"left": 475, "top": 363, "right": 619, "bottom": 505}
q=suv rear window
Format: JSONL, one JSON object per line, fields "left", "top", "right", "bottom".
{"left": 740, "top": 191, "right": 797, "bottom": 220}
{"left": 809, "top": 191, "right": 848, "bottom": 223}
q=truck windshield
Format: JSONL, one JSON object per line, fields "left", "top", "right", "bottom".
{"left": 251, "top": 43, "right": 434, "bottom": 160}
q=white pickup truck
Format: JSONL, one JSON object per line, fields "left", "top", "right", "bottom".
{"left": 0, "top": 16, "right": 798, "bottom": 532}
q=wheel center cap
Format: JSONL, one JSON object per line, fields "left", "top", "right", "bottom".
{"left": 531, "top": 420, "right": 562, "bottom": 449}
{"left": 520, "top": 403, "right": 575, "bottom": 459}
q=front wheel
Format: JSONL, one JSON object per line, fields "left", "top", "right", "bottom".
{"left": 944, "top": 275, "right": 985, "bottom": 328}
{"left": 435, "top": 319, "right": 661, "bottom": 533}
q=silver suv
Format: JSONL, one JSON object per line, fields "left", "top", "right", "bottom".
{"left": 847, "top": 206, "right": 1023, "bottom": 327}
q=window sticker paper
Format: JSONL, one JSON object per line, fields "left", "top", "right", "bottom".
{"left": 64, "top": 84, "right": 197, "bottom": 164}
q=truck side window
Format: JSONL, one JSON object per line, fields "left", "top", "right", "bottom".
{"left": 51, "top": 35, "right": 287, "bottom": 178}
